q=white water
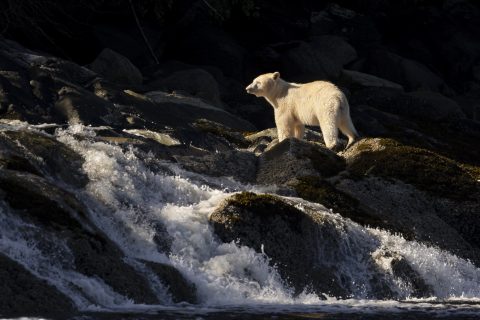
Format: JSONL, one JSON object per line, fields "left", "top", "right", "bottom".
{"left": 1, "top": 122, "right": 480, "bottom": 316}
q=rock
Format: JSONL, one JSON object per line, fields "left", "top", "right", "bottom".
{"left": 351, "top": 87, "right": 465, "bottom": 122}
{"left": 54, "top": 85, "right": 122, "bottom": 126}
{"left": 360, "top": 49, "right": 449, "bottom": 93}
{"left": 310, "top": 35, "right": 357, "bottom": 67}
{"left": 144, "top": 261, "right": 197, "bottom": 304}
{"left": 210, "top": 192, "right": 398, "bottom": 299}
{"left": 209, "top": 192, "right": 345, "bottom": 297}
{"left": 372, "top": 248, "right": 433, "bottom": 298}
{"left": 148, "top": 69, "right": 222, "bottom": 107}
{"left": 279, "top": 42, "right": 342, "bottom": 81}
{"left": 118, "top": 90, "right": 256, "bottom": 132}
{"left": 256, "top": 138, "right": 345, "bottom": 185}
{"left": 0, "top": 253, "right": 75, "bottom": 318}
{"left": 341, "top": 70, "right": 404, "bottom": 91}
{"left": 289, "top": 176, "right": 397, "bottom": 233}
{"left": 192, "top": 118, "right": 250, "bottom": 148}
{"left": 89, "top": 48, "right": 143, "bottom": 85}
{"left": 343, "top": 138, "right": 478, "bottom": 200}
{"left": 0, "top": 169, "right": 160, "bottom": 304}
{"left": 175, "top": 150, "right": 257, "bottom": 183}
{"left": 0, "top": 130, "right": 88, "bottom": 188}
{"left": 405, "top": 90, "right": 465, "bottom": 122}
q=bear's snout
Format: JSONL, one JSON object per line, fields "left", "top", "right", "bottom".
{"left": 245, "top": 84, "right": 254, "bottom": 93}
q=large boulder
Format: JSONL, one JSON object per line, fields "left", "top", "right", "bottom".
{"left": 89, "top": 48, "right": 143, "bottom": 85}
{"left": 256, "top": 138, "right": 345, "bottom": 185}
{"left": 209, "top": 192, "right": 347, "bottom": 297}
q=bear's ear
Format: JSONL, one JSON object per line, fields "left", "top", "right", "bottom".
{"left": 272, "top": 71, "right": 280, "bottom": 80}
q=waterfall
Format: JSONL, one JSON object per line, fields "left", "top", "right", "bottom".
{"left": 1, "top": 122, "right": 480, "bottom": 314}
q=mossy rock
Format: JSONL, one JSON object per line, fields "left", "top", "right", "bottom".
{"left": 144, "top": 261, "right": 197, "bottom": 304}
{"left": 344, "top": 138, "right": 479, "bottom": 200}
{"left": 210, "top": 192, "right": 348, "bottom": 298}
{"left": 192, "top": 118, "right": 250, "bottom": 148}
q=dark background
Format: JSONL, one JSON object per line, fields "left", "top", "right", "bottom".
{"left": 2, "top": 0, "right": 480, "bottom": 91}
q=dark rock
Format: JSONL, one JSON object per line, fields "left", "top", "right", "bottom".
{"left": 256, "top": 138, "right": 345, "bottom": 185}
{"left": 89, "top": 48, "right": 143, "bottom": 85}
{"left": 352, "top": 87, "right": 464, "bottom": 123}
{"left": 148, "top": 69, "right": 222, "bottom": 107}
{"left": 0, "top": 253, "right": 75, "bottom": 318}
{"left": 192, "top": 118, "right": 250, "bottom": 148}
{"left": 310, "top": 35, "right": 357, "bottom": 67}
{"left": 360, "top": 49, "right": 450, "bottom": 93}
{"left": 341, "top": 70, "right": 403, "bottom": 91}
{"left": 175, "top": 150, "right": 257, "bottom": 183}
{"left": 0, "top": 169, "right": 160, "bottom": 304}
{"left": 279, "top": 42, "right": 342, "bottom": 81}
{"left": 55, "top": 85, "right": 124, "bottom": 126}
{"left": 0, "top": 130, "right": 88, "bottom": 188}
{"left": 144, "top": 261, "right": 197, "bottom": 304}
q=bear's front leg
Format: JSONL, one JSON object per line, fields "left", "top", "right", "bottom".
{"left": 275, "top": 112, "right": 295, "bottom": 141}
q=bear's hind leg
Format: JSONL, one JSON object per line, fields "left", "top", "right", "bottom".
{"left": 319, "top": 118, "right": 339, "bottom": 150}
{"left": 338, "top": 114, "right": 359, "bottom": 149}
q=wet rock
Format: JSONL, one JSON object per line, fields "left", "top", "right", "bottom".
{"left": 0, "top": 169, "right": 160, "bottom": 305}
{"left": 0, "top": 253, "right": 75, "bottom": 318}
{"left": 209, "top": 192, "right": 346, "bottom": 298}
{"left": 256, "top": 138, "right": 345, "bottom": 185}
{"left": 0, "top": 130, "right": 88, "bottom": 188}
{"left": 54, "top": 85, "right": 122, "bottom": 126}
{"left": 148, "top": 69, "right": 222, "bottom": 107}
{"left": 89, "top": 48, "right": 143, "bottom": 85}
{"left": 144, "top": 261, "right": 197, "bottom": 304}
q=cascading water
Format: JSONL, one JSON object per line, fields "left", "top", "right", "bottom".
{"left": 1, "top": 121, "right": 480, "bottom": 317}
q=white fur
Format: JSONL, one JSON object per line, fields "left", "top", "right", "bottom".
{"left": 246, "top": 72, "right": 359, "bottom": 149}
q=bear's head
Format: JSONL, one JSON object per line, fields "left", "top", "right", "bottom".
{"left": 246, "top": 72, "right": 280, "bottom": 98}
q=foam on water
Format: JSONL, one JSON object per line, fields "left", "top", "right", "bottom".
{"left": 1, "top": 121, "right": 480, "bottom": 315}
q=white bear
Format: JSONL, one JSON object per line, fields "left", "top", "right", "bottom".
{"left": 246, "top": 72, "right": 359, "bottom": 149}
